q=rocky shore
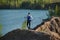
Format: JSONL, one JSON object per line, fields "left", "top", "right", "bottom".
{"left": 0, "top": 17, "right": 60, "bottom": 40}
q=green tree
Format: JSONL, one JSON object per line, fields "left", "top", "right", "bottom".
{"left": 0, "top": 24, "right": 2, "bottom": 37}
{"left": 49, "top": 4, "right": 60, "bottom": 17}
{"left": 20, "top": 1, "right": 31, "bottom": 9}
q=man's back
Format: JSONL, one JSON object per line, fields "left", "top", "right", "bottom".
{"left": 27, "top": 15, "right": 32, "bottom": 21}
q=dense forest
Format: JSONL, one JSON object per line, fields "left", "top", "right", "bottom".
{"left": 0, "top": 0, "right": 45, "bottom": 9}
{"left": 0, "top": 0, "right": 60, "bottom": 10}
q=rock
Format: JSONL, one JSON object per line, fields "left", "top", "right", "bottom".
{"left": 34, "top": 17, "right": 60, "bottom": 40}
{"left": 0, "top": 29, "right": 50, "bottom": 40}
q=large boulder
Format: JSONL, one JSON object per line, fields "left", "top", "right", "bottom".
{"left": 0, "top": 29, "right": 50, "bottom": 40}
{"left": 34, "top": 17, "right": 60, "bottom": 40}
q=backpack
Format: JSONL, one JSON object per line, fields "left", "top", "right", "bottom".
{"left": 27, "top": 16, "right": 31, "bottom": 21}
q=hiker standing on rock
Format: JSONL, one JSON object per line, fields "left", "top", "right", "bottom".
{"left": 27, "top": 12, "right": 33, "bottom": 29}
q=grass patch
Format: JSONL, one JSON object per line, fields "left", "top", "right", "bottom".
{"left": 22, "top": 20, "right": 27, "bottom": 29}
{"left": 0, "top": 24, "right": 2, "bottom": 37}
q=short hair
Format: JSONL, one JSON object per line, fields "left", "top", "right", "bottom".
{"left": 28, "top": 12, "right": 30, "bottom": 14}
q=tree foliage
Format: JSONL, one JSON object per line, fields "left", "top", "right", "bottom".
{"left": 0, "top": 0, "right": 45, "bottom": 9}
{"left": 49, "top": 5, "right": 60, "bottom": 17}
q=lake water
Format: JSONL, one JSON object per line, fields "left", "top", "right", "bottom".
{"left": 0, "top": 10, "right": 49, "bottom": 35}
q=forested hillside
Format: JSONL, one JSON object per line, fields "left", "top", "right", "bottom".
{"left": 0, "top": 0, "right": 60, "bottom": 9}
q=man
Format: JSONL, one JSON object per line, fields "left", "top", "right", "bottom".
{"left": 27, "top": 12, "right": 33, "bottom": 29}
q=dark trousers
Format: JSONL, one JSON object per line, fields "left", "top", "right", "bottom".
{"left": 27, "top": 20, "right": 31, "bottom": 29}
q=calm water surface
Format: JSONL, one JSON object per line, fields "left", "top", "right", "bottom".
{"left": 0, "top": 9, "right": 49, "bottom": 35}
